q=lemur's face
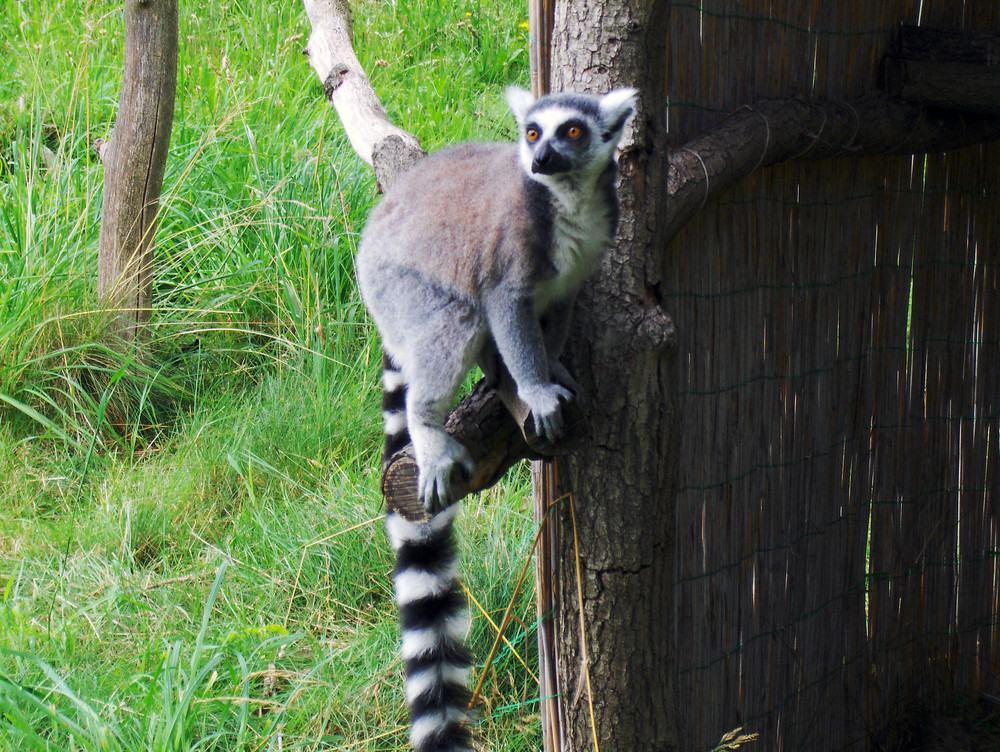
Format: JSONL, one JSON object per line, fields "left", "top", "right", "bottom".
{"left": 506, "top": 88, "right": 637, "bottom": 183}
{"left": 521, "top": 103, "right": 597, "bottom": 176}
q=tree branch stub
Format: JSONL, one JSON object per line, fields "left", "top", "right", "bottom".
{"left": 381, "top": 374, "right": 586, "bottom": 524}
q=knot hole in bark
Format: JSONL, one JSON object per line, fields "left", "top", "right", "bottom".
{"left": 323, "top": 63, "right": 351, "bottom": 100}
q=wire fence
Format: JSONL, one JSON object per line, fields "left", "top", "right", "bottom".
{"left": 663, "top": 2, "right": 1000, "bottom": 750}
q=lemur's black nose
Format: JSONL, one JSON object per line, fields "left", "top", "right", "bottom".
{"left": 532, "top": 143, "right": 554, "bottom": 173}
{"left": 531, "top": 143, "right": 570, "bottom": 175}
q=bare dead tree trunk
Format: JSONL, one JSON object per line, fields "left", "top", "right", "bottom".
{"left": 539, "top": 3, "right": 680, "bottom": 750}
{"left": 97, "top": 0, "right": 177, "bottom": 337}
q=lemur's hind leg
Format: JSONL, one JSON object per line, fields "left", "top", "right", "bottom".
{"left": 396, "top": 296, "right": 483, "bottom": 513}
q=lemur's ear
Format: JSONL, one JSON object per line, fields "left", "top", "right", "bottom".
{"left": 599, "top": 88, "right": 638, "bottom": 142}
{"left": 506, "top": 86, "right": 535, "bottom": 124}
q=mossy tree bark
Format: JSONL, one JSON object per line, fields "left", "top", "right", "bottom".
{"left": 97, "top": 0, "right": 177, "bottom": 337}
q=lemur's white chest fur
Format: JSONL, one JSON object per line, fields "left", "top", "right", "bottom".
{"left": 534, "top": 175, "right": 616, "bottom": 312}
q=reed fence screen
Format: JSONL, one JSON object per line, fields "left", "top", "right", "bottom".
{"left": 662, "top": 3, "right": 1000, "bottom": 749}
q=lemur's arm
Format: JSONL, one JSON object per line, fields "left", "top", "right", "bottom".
{"left": 482, "top": 287, "right": 572, "bottom": 442}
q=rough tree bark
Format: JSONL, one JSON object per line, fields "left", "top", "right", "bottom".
{"left": 537, "top": 3, "right": 680, "bottom": 750}
{"left": 97, "top": 0, "right": 177, "bottom": 337}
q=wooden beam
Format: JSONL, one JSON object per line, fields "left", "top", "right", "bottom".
{"left": 665, "top": 92, "right": 1000, "bottom": 240}
{"left": 881, "top": 26, "right": 1000, "bottom": 115}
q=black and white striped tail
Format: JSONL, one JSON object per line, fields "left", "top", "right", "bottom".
{"left": 386, "top": 504, "right": 474, "bottom": 752}
{"left": 382, "top": 353, "right": 410, "bottom": 467}
{"left": 381, "top": 352, "right": 474, "bottom": 751}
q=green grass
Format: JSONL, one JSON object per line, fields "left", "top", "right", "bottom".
{"left": 0, "top": 0, "right": 538, "bottom": 749}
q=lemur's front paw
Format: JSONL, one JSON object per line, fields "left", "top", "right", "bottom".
{"left": 550, "top": 361, "right": 583, "bottom": 400}
{"left": 520, "top": 382, "right": 573, "bottom": 442}
{"left": 417, "top": 440, "right": 475, "bottom": 514}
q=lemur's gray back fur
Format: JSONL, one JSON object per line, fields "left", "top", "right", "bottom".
{"left": 356, "top": 86, "right": 636, "bottom": 752}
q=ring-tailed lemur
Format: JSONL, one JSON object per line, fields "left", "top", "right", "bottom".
{"left": 356, "top": 86, "right": 637, "bottom": 752}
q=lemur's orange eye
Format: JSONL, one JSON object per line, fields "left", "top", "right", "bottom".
{"left": 526, "top": 127, "right": 540, "bottom": 142}
{"left": 567, "top": 126, "right": 582, "bottom": 138}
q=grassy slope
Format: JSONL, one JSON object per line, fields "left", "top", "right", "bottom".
{"left": 0, "top": 1, "right": 538, "bottom": 749}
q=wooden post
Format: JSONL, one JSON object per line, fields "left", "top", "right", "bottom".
{"left": 97, "top": 0, "right": 177, "bottom": 337}
{"left": 525, "top": 4, "right": 563, "bottom": 750}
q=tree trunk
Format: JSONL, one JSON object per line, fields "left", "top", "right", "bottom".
{"left": 539, "top": 2, "right": 680, "bottom": 750}
{"left": 97, "top": 0, "right": 177, "bottom": 337}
